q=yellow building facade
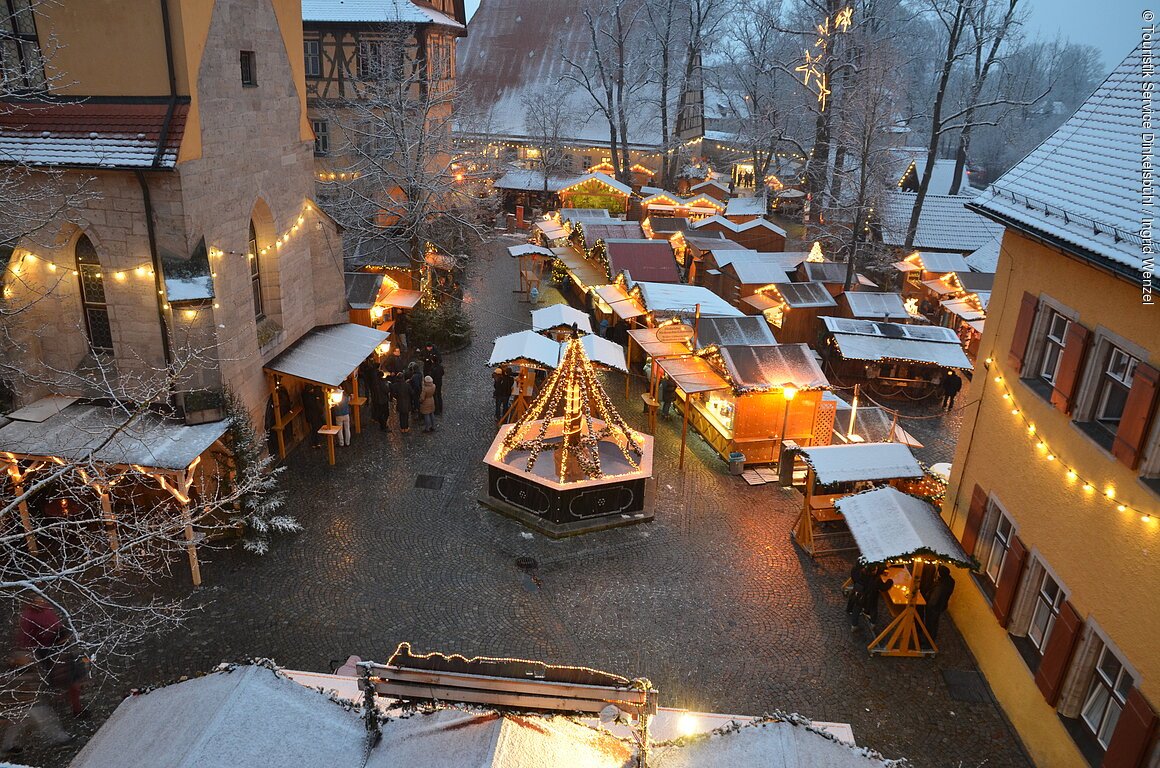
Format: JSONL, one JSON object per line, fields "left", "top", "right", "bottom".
{"left": 941, "top": 46, "right": 1159, "bottom": 768}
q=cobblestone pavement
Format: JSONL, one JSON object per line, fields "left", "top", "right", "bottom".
{"left": 26, "top": 237, "right": 1028, "bottom": 768}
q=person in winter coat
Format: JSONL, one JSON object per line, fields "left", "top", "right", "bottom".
{"left": 391, "top": 373, "right": 412, "bottom": 432}
{"left": 940, "top": 370, "right": 963, "bottom": 411}
{"left": 393, "top": 312, "right": 409, "bottom": 350}
{"left": 493, "top": 368, "right": 514, "bottom": 422}
{"left": 331, "top": 387, "right": 352, "bottom": 447}
{"left": 408, "top": 367, "right": 423, "bottom": 414}
{"left": 419, "top": 375, "right": 437, "bottom": 432}
{"left": 1, "top": 651, "right": 72, "bottom": 754}
{"left": 923, "top": 565, "right": 956, "bottom": 640}
{"left": 16, "top": 597, "right": 85, "bottom": 717}
{"left": 422, "top": 343, "right": 441, "bottom": 376}
{"left": 301, "top": 385, "right": 324, "bottom": 447}
{"left": 659, "top": 377, "right": 677, "bottom": 419}
{"left": 369, "top": 370, "right": 391, "bottom": 431}
{"left": 430, "top": 358, "right": 445, "bottom": 415}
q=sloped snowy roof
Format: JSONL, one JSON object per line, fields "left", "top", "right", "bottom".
{"left": 344, "top": 272, "right": 383, "bottom": 310}
{"left": 964, "top": 239, "right": 1001, "bottom": 272}
{"left": 489, "top": 330, "right": 625, "bottom": 371}
{"left": 914, "top": 252, "right": 970, "bottom": 273}
{"left": 562, "top": 172, "right": 634, "bottom": 197}
{"left": 836, "top": 487, "right": 972, "bottom": 566}
{"left": 899, "top": 158, "right": 966, "bottom": 196}
{"left": 165, "top": 275, "right": 214, "bottom": 302}
{"left": 301, "top": 0, "right": 463, "bottom": 27}
{"left": 798, "top": 443, "right": 924, "bottom": 484}
{"left": 0, "top": 99, "right": 188, "bottom": 169}
{"left": 695, "top": 316, "right": 777, "bottom": 348}
{"left": 636, "top": 282, "right": 742, "bottom": 317}
{"left": 0, "top": 403, "right": 228, "bottom": 471}
{"left": 493, "top": 169, "right": 573, "bottom": 192}
{"left": 658, "top": 718, "right": 896, "bottom": 768}
{"left": 970, "top": 45, "right": 1143, "bottom": 276}
{"left": 582, "top": 222, "right": 644, "bottom": 251}
{"left": 843, "top": 292, "right": 911, "bottom": 321}
{"left": 821, "top": 317, "right": 971, "bottom": 369}
{"left": 558, "top": 208, "right": 612, "bottom": 225}
{"left": 880, "top": 192, "right": 1003, "bottom": 252}
{"left": 531, "top": 304, "right": 593, "bottom": 334}
{"left": 726, "top": 257, "right": 791, "bottom": 286}
{"left": 691, "top": 215, "right": 788, "bottom": 237}
{"left": 508, "top": 243, "right": 555, "bottom": 259}
{"left": 772, "top": 281, "right": 836, "bottom": 308}
{"left": 264, "top": 323, "right": 389, "bottom": 387}
{"left": 803, "top": 262, "right": 849, "bottom": 284}
{"left": 725, "top": 197, "right": 768, "bottom": 217}
{"left": 717, "top": 344, "right": 829, "bottom": 392}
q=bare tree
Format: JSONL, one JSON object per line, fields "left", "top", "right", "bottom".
{"left": 561, "top": 0, "right": 649, "bottom": 183}
{"left": 520, "top": 83, "right": 573, "bottom": 192}
{"left": 318, "top": 25, "right": 492, "bottom": 271}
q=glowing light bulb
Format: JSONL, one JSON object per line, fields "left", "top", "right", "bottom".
{"left": 1104, "top": 488, "right": 1115, "bottom": 499}
{"left": 1011, "top": 409, "right": 1019, "bottom": 415}
{"left": 1046, "top": 454, "right": 1055, "bottom": 461}
{"left": 1082, "top": 483, "right": 1093, "bottom": 492}
{"left": 1002, "top": 393, "right": 1010, "bottom": 400}
{"left": 1066, "top": 470, "right": 1077, "bottom": 481}
{"left": 47, "top": 263, "right": 56, "bottom": 272}
{"left": 1028, "top": 424, "right": 1036, "bottom": 433}
{"left": 1117, "top": 505, "right": 1126, "bottom": 512}
{"left": 994, "top": 376, "right": 1003, "bottom": 383}
{"left": 1036, "top": 441, "right": 1046, "bottom": 450}
{"left": 114, "top": 271, "right": 126, "bottom": 281}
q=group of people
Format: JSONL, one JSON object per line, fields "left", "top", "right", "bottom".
{"left": 845, "top": 562, "right": 956, "bottom": 641}
{"left": 299, "top": 341, "right": 446, "bottom": 445}
{"left": 3, "top": 596, "right": 87, "bottom": 754}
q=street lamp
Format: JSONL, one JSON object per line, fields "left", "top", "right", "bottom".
{"left": 779, "top": 386, "right": 797, "bottom": 467}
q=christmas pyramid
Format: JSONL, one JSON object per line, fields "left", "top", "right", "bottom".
{"left": 500, "top": 328, "right": 643, "bottom": 482}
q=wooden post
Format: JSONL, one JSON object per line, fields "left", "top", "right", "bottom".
{"left": 624, "top": 328, "right": 633, "bottom": 399}
{"left": 794, "top": 468, "right": 816, "bottom": 554}
{"left": 869, "top": 561, "right": 937, "bottom": 657}
{"left": 679, "top": 394, "right": 690, "bottom": 470}
{"left": 98, "top": 489, "right": 121, "bottom": 569}
{"left": 6, "top": 463, "right": 39, "bottom": 554}
{"left": 324, "top": 393, "right": 336, "bottom": 466}
{"left": 181, "top": 501, "right": 202, "bottom": 587}
{"left": 269, "top": 372, "right": 287, "bottom": 459}
{"left": 351, "top": 373, "right": 363, "bottom": 434}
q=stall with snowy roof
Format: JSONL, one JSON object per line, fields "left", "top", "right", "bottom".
{"left": 819, "top": 317, "right": 972, "bottom": 397}
{"left": 891, "top": 250, "right": 971, "bottom": 298}
{"left": 655, "top": 343, "right": 834, "bottom": 467}
{"left": 838, "top": 291, "right": 919, "bottom": 324}
{"left": 639, "top": 190, "right": 726, "bottom": 220}
{"left": 836, "top": 486, "right": 973, "bottom": 657}
{"left": 557, "top": 172, "right": 633, "bottom": 214}
{"left": 507, "top": 243, "right": 556, "bottom": 299}
{"left": 788, "top": 443, "right": 926, "bottom": 558}
{"left": 483, "top": 332, "right": 653, "bottom": 536}
{"left": 741, "top": 281, "right": 837, "bottom": 345}
{"left": 688, "top": 214, "right": 787, "bottom": 253}
{"left": 600, "top": 238, "right": 681, "bottom": 283}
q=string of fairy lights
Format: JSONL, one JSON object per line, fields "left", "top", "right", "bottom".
{"left": 4, "top": 200, "right": 318, "bottom": 313}
{"left": 984, "top": 358, "right": 1156, "bottom": 526}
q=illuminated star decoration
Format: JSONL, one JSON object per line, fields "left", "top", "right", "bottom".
{"left": 834, "top": 6, "right": 853, "bottom": 33}
{"left": 797, "top": 6, "right": 853, "bottom": 112}
{"left": 795, "top": 49, "right": 823, "bottom": 89}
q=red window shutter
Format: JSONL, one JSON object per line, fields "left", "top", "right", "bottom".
{"left": 960, "top": 484, "right": 988, "bottom": 555}
{"left": 992, "top": 535, "right": 1026, "bottom": 627}
{"left": 1101, "top": 687, "right": 1159, "bottom": 768}
{"left": 1008, "top": 292, "right": 1039, "bottom": 373}
{"left": 1050, "top": 323, "right": 1091, "bottom": 414}
{"left": 1033, "top": 601, "right": 1082, "bottom": 706}
{"left": 1112, "top": 363, "right": 1160, "bottom": 470}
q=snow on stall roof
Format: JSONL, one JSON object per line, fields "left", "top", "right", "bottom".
{"left": 658, "top": 717, "right": 898, "bottom": 768}
{"left": 965, "top": 239, "right": 1001, "bottom": 272}
{"left": 0, "top": 403, "right": 227, "bottom": 471}
{"left": 718, "top": 344, "right": 829, "bottom": 392}
{"left": 558, "top": 208, "right": 612, "bottom": 225}
{"left": 508, "top": 243, "right": 555, "bottom": 259}
{"left": 582, "top": 223, "right": 644, "bottom": 251}
{"left": 880, "top": 192, "right": 1003, "bottom": 252}
{"left": 489, "top": 330, "right": 626, "bottom": 371}
{"left": 836, "top": 487, "right": 972, "bottom": 566}
{"left": 344, "top": 272, "right": 383, "bottom": 310}
{"left": 803, "top": 262, "right": 849, "bottom": 284}
{"left": 531, "top": 304, "right": 593, "bottom": 334}
{"left": 264, "top": 323, "right": 389, "bottom": 387}
{"left": 915, "top": 251, "right": 970, "bottom": 273}
{"left": 564, "top": 172, "right": 634, "bottom": 196}
{"left": 956, "top": 271, "right": 994, "bottom": 293}
{"left": 647, "top": 216, "right": 692, "bottom": 233}
{"left": 798, "top": 443, "right": 924, "bottom": 484}
{"left": 971, "top": 45, "right": 1143, "bottom": 274}
{"left": 684, "top": 235, "right": 747, "bottom": 253}
{"left": 725, "top": 197, "right": 768, "bottom": 217}
{"left": 301, "top": 0, "right": 463, "bottom": 27}
{"left": 772, "top": 281, "right": 836, "bottom": 308}
{"left": 940, "top": 297, "right": 985, "bottom": 321}
{"left": 695, "top": 316, "right": 777, "bottom": 348}
{"left": 636, "top": 282, "right": 743, "bottom": 317}
{"left": 493, "top": 169, "right": 573, "bottom": 192}
{"left": 821, "top": 318, "right": 972, "bottom": 369}
{"left": 691, "top": 215, "right": 788, "bottom": 237}
{"left": 727, "top": 257, "right": 791, "bottom": 286}
{"left": 843, "top": 292, "right": 911, "bottom": 320}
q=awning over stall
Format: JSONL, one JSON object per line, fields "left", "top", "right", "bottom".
{"left": 379, "top": 288, "right": 423, "bottom": 309}
{"left": 264, "top": 323, "right": 389, "bottom": 388}
{"left": 843, "top": 292, "right": 912, "bottom": 322}
{"left": 636, "top": 282, "right": 743, "bottom": 318}
{"left": 508, "top": 244, "right": 555, "bottom": 259}
{"left": 836, "top": 486, "right": 972, "bottom": 566}
{"left": 0, "top": 402, "right": 228, "bottom": 471}
{"left": 531, "top": 304, "right": 593, "bottom": 335}
{"left": 694, "top": 316, "right": 776, "bottom": 348}
{"left": 716, "top": 344, "right": 829, "bottom": 392}
{"left": 797, "top": 443, "right": 924, "bottom": 485}
{"left": 821, "top": 318, "right": 972, "bottom": 369}
{"left": 654, "top": 356, "right": 730, "bottom": 394}
{"left": 344, "top": 272, "right": 383, "bottom": 310}
{"left": 627, "top": 327, "right": 692, "bottom": 359}
{"left": 551, "top": 247, "right": 607, "bottom": 290}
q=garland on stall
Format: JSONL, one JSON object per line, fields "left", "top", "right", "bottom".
{"left": 499, "top": 331, "right": 643, "bottom": 481}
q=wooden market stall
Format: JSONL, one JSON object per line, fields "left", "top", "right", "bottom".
{"left": 530, "top": 304, "right": 593, "bottom": 340}
{"left": 343, "top": 272, "right": 422, "bottom": 340}
{"left": 658, "top": 343, "right": 834, "bottom": 467}
{"left": 688, "top": 215, "right": 788, "bottom": 253}
{"left": 508, "top": 243, "right": 557, "bottom": 300}
{"left": 819, "top": 317, "right": 972, "bottom": 397}
{"left": 639, "top": 191, "right": 725, "bottom": 221}
{"left": 602, "top": 239, "right": 681, "bottom": 284}
{"left": 789, "top": 442, "right": 925, "bottom": 558}
{"left": 839, "top": 291, "right": 920, "bottom": 324}
{"left": 740, "top": 281, "right": 836, "bottom": 344}
{"left": 263, "top": 323, "right": 389, "bottom": 466}
{"left": 892, "top": 251, "right": 971, "bottom": 298}
{"left": 0, "top": 400, "right": 233, "bottom": 586}
{"left": 558, "top": 173, "right": 633, "bottom": 214}
{"left": 835, "top": 486, "right": 974, "bottom": 657}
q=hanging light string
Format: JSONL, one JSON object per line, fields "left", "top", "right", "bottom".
{"left": 984, "top": 358, "right": 1157, "bottom": 526}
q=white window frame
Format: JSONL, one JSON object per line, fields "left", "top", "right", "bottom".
{"left": 1072, "top": 328, "right": 1150, "bottom": 426}
{"left": 1038, "top": 309, "right": 1071, "bottom": 387}
{"left": 1027, "top": 567, "right": 1066, "bottom": 653}
{"left": 1081, "top": 643, "right": 1136, "bottom": 749}
{"left": 975, "top": 494, "right": 1016, "bottom": 589}
{"left": 1020, "top": 294, "right": 1078, "bottom": 386}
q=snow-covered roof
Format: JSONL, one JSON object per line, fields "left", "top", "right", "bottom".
{"left": 493, "top": 169, "right": 574, "bottom": 192}
{"left": 725, "top": 197, "right": 768, "bottom": 217}
{"left": 656, "top": 717, "right": 897, "bottom": 768}
{"left": 0, "top": 403, "right": 228, "bottom": 471}
{"left": 695, "top": 316, "right": 776, "bottom": 348}
{"left": 798, "top": 443, "right": 924, "bottom": 484}
{"left": 684, "top": 235, "right": 747, "bottom": 253}
{"left": 582, "top": 222, "right": 645, "bottom": 251}
{"left": 489, "top": 330, "right": 626, "bottom": 371}
{"left": 836, "top": 487, "right": 972, "bottom": 566}
{"left": 636, "top": 282, "right": 743, "bottom": 318}
{"left": 264, "top": 323, "right": 389, "bottom": 387}
{"left": 772, "top": 281, "right": 837, "bottom": 308}
{"left": 561, "top": 172, "right": 633, "bottom": 197}
{"left": 914, "top": 251, "right": 970, "bottom": 273}
{"left": 843, "top": 292, "right": 911, "bottom": 321}
{"left": 691, "top": 179, "right": 730, "bottom": 193}
{"left": 164, "top": 275, "right": 214, "bottom": 302}
{"left": 557, "top": 208, "right": 612, "bottom": 225}
{"left": 0, "top": 99, "right": 189, "bottom": 169}
{"left": 691, "top": 215, "right": 788, "bottom": 237}
{"left": 899, "top": 158, "right": 966, "bottom": 196}
{"left": 531, "top": 304, "right": 593, "bottom": 334}
{"left": 880, "top": 192, "right": 1004, "bottom": 252}
{"left": 964, "top": 239, "right": 1001, "bottom": 272}
{"left": 970, "top": 45, "right": 1144, "bottom": 277}
{"left": 508, "top": 243, "right": 555, "bottom": 259}
{"left": 727, "top": 257, "right": 791, "bottom": 286}
{"left": 717, "top": 344, "right": 829, "bottom": 392}
{"left": 344, "top": 272, "right": 383, "bottom": 310}
{"left": 821, "top": 317, "right": 971, "bottom": 369}
{"left": 301, "top": 0, "right": 463, "bottom": 27}
{"left": 940, "top": 297, "right": 986, "bottom": 322}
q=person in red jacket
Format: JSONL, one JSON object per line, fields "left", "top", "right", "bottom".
{"left": 15, "top": 596, "right": 86, "bottom": 717}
